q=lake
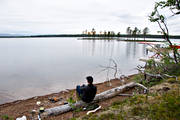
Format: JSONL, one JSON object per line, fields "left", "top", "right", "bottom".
{"left": 0, "top": 37, "right": 148, "bottom": 104}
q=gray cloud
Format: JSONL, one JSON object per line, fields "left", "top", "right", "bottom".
{"left": 113, "top": 13, "right": 142, "bottom": 24}
{"left": 0, "top": 0, "right": 179, "bottom": 35}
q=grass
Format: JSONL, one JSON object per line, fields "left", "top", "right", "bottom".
{"left": 1, "top": 115, "right": 14, "bottom": 120}
{"left": 69, "top": 76, "right": 180, "bottom": 120}
{"left": 81, "top": 113, "right": 124, "bottom": 120}
{"left": 130, "top": 90, "right": 180, "bottom": 120}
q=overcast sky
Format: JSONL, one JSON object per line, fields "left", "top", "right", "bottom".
{"left": 0, "top": 0, "right": 179, "bottom": 35}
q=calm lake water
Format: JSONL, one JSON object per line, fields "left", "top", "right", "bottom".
{"left": 0, "top": 37, "right": 148, "bottom": 104}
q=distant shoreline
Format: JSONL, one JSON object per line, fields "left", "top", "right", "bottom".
{"left": 0, "top": 34, "right": 180, "bottom": 39}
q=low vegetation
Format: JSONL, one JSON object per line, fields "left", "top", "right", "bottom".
{"left": 69, "top": 76, "right": 180, "bottom": 120}
{"left": 0, "top": 115, "right": 14, "bottom": 120}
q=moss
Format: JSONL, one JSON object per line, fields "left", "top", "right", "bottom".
{"left": 178, "top": 76, "right": 180, "bottom": 81}
{"left": 111, "top": 99, "right": 128, "bottom": 109}
{"left": 148, "top": 90, "right": 180, "bottom": 120}
{"left": 131, "top": 105, "right": 144, "bottom": 116}
{"left": 91, "top": 113, "right": 124, "bottom": 120}
{"left": 116, "top": 89, "right": 180, "bottom": 119}
{"left": 167, "top": 78, "right": 176, "bottom": 83}
{"left": 131, "top": 90, "right": 180, "bottom": 120}
{"left": 98, "top": 113, "right": 116, "bottom": 120}
{"left": 82, "top": 114, "right": 99, "bottom": 120}
{"left": 69, "top": 118, "right": 78, "bottom": 120}
{"left": 129, "top": 95, "right": 146, "bottom": 105}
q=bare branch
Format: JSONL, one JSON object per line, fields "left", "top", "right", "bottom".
{"left": 163, "top": 74, "right": 178, "bottom": 81}
{"left": 145, "top": 72, "right": 164, "bottom": 79}
{"left": 110, "top": 59, "right": 118, "bottom": 78}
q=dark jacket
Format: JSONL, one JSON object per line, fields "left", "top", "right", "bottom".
{"left": 80, "top": 84, "right": 97, "bottom": 103}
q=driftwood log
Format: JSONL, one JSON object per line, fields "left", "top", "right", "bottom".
{"left": 41, "top": 82, "right": 147, "bottom": 117}
{"left": 145, "top": 73, "right": 178, "bottom": 81}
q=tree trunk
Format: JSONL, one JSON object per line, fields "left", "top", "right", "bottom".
{"left": 41, "top": 82, "right": 147, "bottom": 117}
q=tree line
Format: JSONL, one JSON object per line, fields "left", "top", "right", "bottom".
{"left": 82, "top": 27, "right": 150, "bottom": 40}
{"left": 82, "top": 27, "right": 149, "bottom": 36}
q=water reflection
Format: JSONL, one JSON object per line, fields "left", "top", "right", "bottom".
{"left": 82, "top": 40, "right": 116, "bottom": 57}
{"left": 142, "top": 44, "right": 148, "bottom": 56}
{"left": 82, "top": 40, "right": 147, "bottom": 59}
{"left": 0, "top": 38, "right": 148, "bottom": 104}
{"left": 126, "top": 42, "right": 131, "bottom": 58}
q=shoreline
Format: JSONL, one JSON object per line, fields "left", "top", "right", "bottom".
{"left": 0, "top": 74, "right": 135, "bottom": 106}
{"left": 0, "top": 75, "right": 134, "bottom": 119}
{"left": 0, "top": 78, "right": 122, "bottom": 105}
{"left": 0, "top": 34, "right": 180, "bottom": 39}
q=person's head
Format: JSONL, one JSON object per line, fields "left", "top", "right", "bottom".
{"left": 86, "top": 76, "right": 93, "bottom": 84}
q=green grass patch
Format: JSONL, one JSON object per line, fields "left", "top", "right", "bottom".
{"left": 1, "top": 115, "right": 14, "bottom": 120}
{"left": 82, "top": 113, "right": 124, "bottom": 120}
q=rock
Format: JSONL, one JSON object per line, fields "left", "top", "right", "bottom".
{"left": 149, "top": 82, "right": 172, "bottom": 93}
{"left": 162, "top": 87, "right": 170, "bottom": 91}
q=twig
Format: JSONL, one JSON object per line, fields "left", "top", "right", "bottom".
{"left": 99, "top": 59, "right": 121, "bottom": 79}
{"left": 163, "top": 74, "right": 178, "bottom": 81}
{"left": 145, "top": 73, "right": 163, "bottom": 78}
{"left": 110, "top": 59, "right": 118, "bottom": 78}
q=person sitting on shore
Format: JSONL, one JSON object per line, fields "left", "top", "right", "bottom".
{"left": 76, "top": 76, "right": 97, "bottom": 103}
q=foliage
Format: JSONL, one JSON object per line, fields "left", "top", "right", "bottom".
{"left": 67, "top": 91, "right": 76, "bottom": 110}
{"left": 126, "top": 27, "right": 132, "bottom": 35}
{"left": 67, "top": 91, "right": 76, "bottom": 103}
{"left": 142, "top": 27, "right": 150, "bottom": 35}
{"left": 67, "top": 96, "right": 76, "bottom": 111}
{"left": 144, "top": 56, "right": 180, "bottom": 76}
{"left": 146, "top": 59, "right": 157, "bottom": 69}
{"left": 132, "top": 73, "right": 163, "bottom": 87}
{"left": 135, "top": 47, "right": 180, "bottom": 87}
{"left": 157, "top": 0, "right": 180, "bottom": 15}
{"left": 132, "top": 27, "right": 140, "bottom": 35}
{"left": 1, "top": 115, "right": 13, "bottom": 120}
{"left": 149, "top": 0, "right": 180, "bottom": 63}
{"left": 162, "top": 62, "right": 180, "bottom": 76}
{"left": 67, "top": 97, "right": 76, "bottom": 105}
